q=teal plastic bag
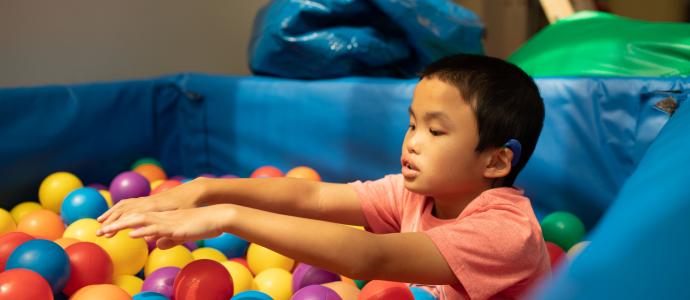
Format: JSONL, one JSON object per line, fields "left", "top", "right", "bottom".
{"left": 509, "top": 11, "right": 690, "bottom": 77}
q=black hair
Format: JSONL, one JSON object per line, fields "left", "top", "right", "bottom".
{"left": 419, "top": 53, "right": 545, "bottom": 187}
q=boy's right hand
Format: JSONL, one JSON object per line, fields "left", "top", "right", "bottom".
{"left": 96, "top": 178, "right": 208, "bottom": 237}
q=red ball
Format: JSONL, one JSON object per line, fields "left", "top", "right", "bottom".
{"left": 151, "top": 179, "right": 183, "bottom": 195}
{"left": 359, "top": 280, "right": 414, "bottom": 300}
{"left": 250, "top": 166, "right": 284, "bottom": 178}
{"left": 0, "top": 232, "right": 34, "bottom": 271}
{"left": 173, "top": 259, "right": 234, "bottom": 300}
{"left": 63, "top": 242, "right": 114, "bottom": 295}
{"left": 545, "top": 241, "right": 566, "bottom": 269}
{"left": 0, "top": 268, "right": 54, "bottom": 300}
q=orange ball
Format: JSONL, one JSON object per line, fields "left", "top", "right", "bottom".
{"left": 71, "top": 284, "right": 131, "bottom": 300}
{"left": 359, "top": 280, "right": 415, "bottom": 300}
{"left": 286, "top": 166, "right": 321, "bottom": 181}
{"left": 251, "top": 166, "right": 284, "bottom": 178}
{"left": 134, "top": 164, "right": 167, "bottom": 183}
{"left": 54, "top": 237, "right": 80, "bottom": 249}
{"left": 151, "top": 179, "right": 183, "bottom": 195}
{"left": 17, "top": 209, "right": 65, "bottom": 240}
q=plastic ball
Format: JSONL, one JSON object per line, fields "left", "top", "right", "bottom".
{"left": 95, "top": 228, "right": 148, "bottom": 276}
{"left": 322, "top": 281, "right": 360, "bottom": 300}
{"left": 410, "top": 286, "right": 436, "bottom": 300}
{"left": 63, "top": 242, "right": 114, "bottom": 295}
{"left": 545, "top": 241, "right": 566, "bottom": 269}
{"left": 63, "top": 218, "right": 100, "bottom": 242}
{"left": 246, "top": 243, "right": 294, "bottom": 274}
{"left": 567, "top": 241, "right": 591, "bottom": 259}
{"left": 250, "top": 166, "right": 284, "bottom": 178}
{"left": 232, "top": 290, "right": 273, "bottom": 300}
{"left": 133, "top": 291, "right": 170, "bottom": 300}
{"left": 17, "top": 209, "right": 65, "bottom": 240}
{"left": 286, "top": 166, "right": 321, "bottom": 181}
{"left": 354, "top": 279, "right": 368, "bottom": 289}
{"left": 292, "top": 263, "right": 340, "bottom": 292}
{"left": 141, "top": 266, "right": 180, "bottom": 298}
{"left": 221, "top": 261, "right": 254, "bottom": 295}
{"left": 203, "top": 232, "right": 249, "bottom": 258}
{"left": 340, "top": 276, "right": 357, "bottom": 287}
{"left": 70, "top": 284, "right": 131, "bottom": 300}
{"left": 115, "top": 274, "right": 144, "bottom": 296}
{"left": 9, "top": 201, "right": 42, "bottom": 223}
{"left": 198, "top": 173, "right": 216, "bottom": 178}
{"left": 220, "top": 174, "right": 239, "bottom": 179}
{"left": 541, "top": 211, "right": 586, "bottom": 251}
{"left": 109, "top": 171, "right": 151, "bottom": 204}
{"left": 292, "top": 285, "right": 341, "bottom": 300}
{"left": 6, "top": 239, "right": 70, "bottom": 293}
{"left": 87, "top": 183, "right": 108, "bottom": 190}
{"left": 131, "top": 158, "right": 162, "bottom": 170}
{"left": 134, "top": 164, "right": 168, "bottom": 183}
{"left": 151, "top": 179, "right": 183, "bottom": 195}
{"left": 0, "top": 231, "right": 34, "bottom": 271}
{"left": 0, "top": 209, "right": 16, "bottom": 235}
{"left": 53, "top": 237, "right": 80, "bottom": 249}
{"left": 38, "top": 172, "right": 84, "bottom": 213}
{"left": 145, "top": 245, "right": 193, "bottom": 277}
{"left": 100, "top": 190, "right": 114, "bottom": 207}
{"left": 192, "top": 247, "right": 228, "bottom": 262}
{"left": 359, "top": 280, "right": 414, "bottom": 300}
{"left": 254, "top": 268, "right": 292, "bottom": 300}
{"left": 230, "top": 257, "right": 252, "bottom": 273}
{"left": 173, "top": 259, "right": 234, "bottom": 300}
{"left": 0, "top": 268, "right": 54, "bottom": 300}
{"left": 150, "top": 180, "right": 165, "bottom": 191}
{"left": 60, "top": 187, "right": 109, "bottom": 225}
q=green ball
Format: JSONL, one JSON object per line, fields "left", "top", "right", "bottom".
{"left": 195, "top": 240, "right": 204, "bottom": 248}
{"left": 130, "top": 157, "right": 161, "bottom": 170}
{"left": 541, "top": 211, "right": 586, "bottom": 251}
{"left": 354, "top": 279, "right": 369, "bottom": 289}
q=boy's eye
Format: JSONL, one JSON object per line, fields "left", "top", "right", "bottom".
{"left": 429, "top": 129, "right": 443, "bottom": 136}
{"left": 409, "top": 124, "right": 416, "bottom": 130}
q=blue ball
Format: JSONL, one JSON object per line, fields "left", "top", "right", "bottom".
{"left": 410, "top": 286, "right": 436, "bottom": 300}
{"left": 6, "top": 239, "right": 71, "bottom": 293}
{"left": 231, "top": 290, "right": 273, "bottom": 300}
{"left": 133, "top": 291, "right": 170, "bottom": 300}
{"left": 203, "top": 232, "right": 249, "bottom": 258}
{"left": 61, "top": 187, "right": 109, "bottom": 224}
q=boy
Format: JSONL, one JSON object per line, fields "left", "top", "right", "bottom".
{"left": 98, "top": 54, "right": 550, "bottom": 299}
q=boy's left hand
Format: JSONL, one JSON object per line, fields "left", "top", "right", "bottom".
{"left": 97, "top": 205, "right": 233, "bottom": 249}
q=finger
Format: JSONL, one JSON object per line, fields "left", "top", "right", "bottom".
{"left": 96, "top": 210, "right": 124, "bottom": 236}
{"left": 129, "top": 225, "right": 162, "bottom": 238}
{"left": 156, "top": 237, "right": 182, "bottom": 250}
{"left": 97, "top": 201, "right": 126, "bottom": 222}
{"left": 99, "top": 213, "right": 148, "bottom": 235}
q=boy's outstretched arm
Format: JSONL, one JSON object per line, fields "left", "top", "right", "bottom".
{"left": 98, "top": 203, "right": 459, "bottom": 286}
{"left": 99, "top": 177, "right": 368, "bottom": 229}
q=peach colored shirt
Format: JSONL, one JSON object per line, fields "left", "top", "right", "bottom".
{"left": 349, "top": 174, "right": 551, "bottom": 300}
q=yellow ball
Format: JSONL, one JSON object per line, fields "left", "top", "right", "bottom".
{"left": 96, "top": 229, "right": 148, "bottom": 276}
{"left": 10, "top": 201, "right": 42, "bottom": 223}
{"left": 63, "top": 218, "right": 101, "bottom": 242}
{"left": 192, "top": 247, "right": 227, "bottom": 263}
{"left": 54, "top": 237, "right": 81, "bottom": 249}
{"left": 0, "top": 208, "right": 16, "bottom": 235}
{"left": 567, "top": 241, "right": 591, "bottom": 259}
{"left": 114, "top": 274, "right": 143, "bottom": 296}
{"left": 145, "top": 245, "right": 194, "bottom": 277}
{"left": 221, "top": 261, "right": 254, "bottom": 295}
{"left": 247, "top": 243, "right": 294, "bottom": 274}
{"left": 254, "top": 268, "right": 293, "bottom": 300}
{"left": 150, "top": 179, "right": 165, "bottom": 191}
{"left": 38, "top": 172, "right": 83, "bottom": 213}
{"left": 99, "top": 190, "right": 113, "bottom": 208}
{"left": 322, "top": 281, "right": 360, "bottom": 300}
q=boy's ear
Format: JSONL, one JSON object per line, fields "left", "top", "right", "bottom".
{"left": 483, "top": 147, "right": 513, "bottom": 179}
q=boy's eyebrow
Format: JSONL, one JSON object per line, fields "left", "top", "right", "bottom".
{"left": 408, "top": 106, "right": 452, "bottom": 127}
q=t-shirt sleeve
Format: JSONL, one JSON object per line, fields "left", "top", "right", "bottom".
{"left": 424, "top": 204, "right": 544, "bottom": 300}
{"left": 348, "top": 174, "right": 406, "bottom": 234}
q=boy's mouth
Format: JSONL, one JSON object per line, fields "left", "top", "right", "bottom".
{"left": 401, "top": 157, "right": 419, "bottom": 178}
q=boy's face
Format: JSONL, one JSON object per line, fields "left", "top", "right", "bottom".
{"left": 402, "top": 77, "right": 492, "bottom": 197}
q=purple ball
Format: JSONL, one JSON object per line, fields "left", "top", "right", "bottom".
{"left": 170, "top": 175, "right": 186, "bottom": 181}
{"left": 220, "top": 174, "right": 239, "bottom": 179}
{"left": 183, "top": 241, "right": 198, "bottom": 251}
{"left": 292, "top": 285, "right": 342, "bottom": 300}
{"left": 141, "top": 266, "right": 180, "bottom": 298}
{"left": 292, "top": 263, "right": 341, "bottom": 292}
{"left": 197, "top": 173, "right": 216, "bottom": 178}
{"left": 109, "top": 171, "right": 151, "bottom": 204}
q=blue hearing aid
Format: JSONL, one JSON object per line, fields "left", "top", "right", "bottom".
{"left": 504, "top": 139, "right": 522, "bottom": 167}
